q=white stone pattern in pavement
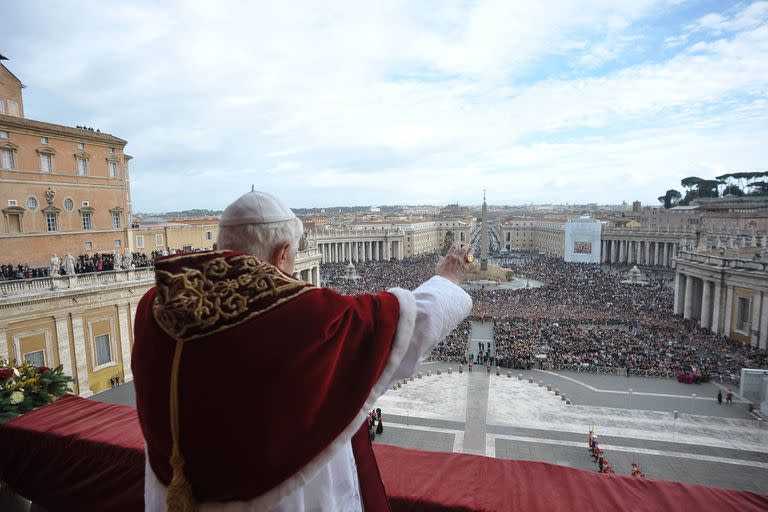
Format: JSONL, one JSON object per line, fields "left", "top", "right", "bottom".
{"left": 377, "top": 371, "right": 768, "bottom": 457}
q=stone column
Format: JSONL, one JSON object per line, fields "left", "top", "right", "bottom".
{"left": 759, "top": 294, "right": 768, "bottom": 350}
{"left": 751, "top": 292, "right": 763, "bottom": 348}
{"left": 384, "top": 239, "right": 390, "bottom": 260}
{"left": 619, "top": 240, "right": 626, "bottom": 263}
{"left": 674, "top": 273, "right": 685, "bottom": 316}
{"left": 701, "top": 280, "right": 712, "bottom": 330}
{"left": 663, "top": 243, "right": 670, "bottom": 267}
{"left": 712, "top": 283, "right": 722, "bottom": 334}
{"left": 373, "top": 241, "right": 378, "bottom": 260}
{"left": 70, "top": 313, "right": 92, "bottom": 397}
{"left": 314, "top": 266, "right": 321, "bottom": 286}
{"left": 724, "top": 286, "right": 734, "bottom": 335}
{"left": 601, "top": 240, "right": 607, "bottom": 263}
{"left": 52, "top": 315, "right": 72, "bottom": 377}
{"left": 644, "top": 241, "right": 651, "bottom": 266}
{"left": 0, "top": 325, "right": 7, "bottom": 361}
{"left": 654, "top": 242, "right": 660, "bottom": 266}
{"left": 683, "top": 275, "right": 694, "bottom": 319}
{"left": 118, "top": 303, "right": 133, "bottom": 382}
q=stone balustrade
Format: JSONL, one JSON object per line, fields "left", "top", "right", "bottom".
{"left": 0, "top": 267, "right": 156, "bottom": 297}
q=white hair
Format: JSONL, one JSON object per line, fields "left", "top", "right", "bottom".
{"left": 217, "top": 217, "right": 303, "bottom": 261}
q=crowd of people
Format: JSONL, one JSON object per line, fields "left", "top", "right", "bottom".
{"left": 319, "top": 252, "right": 768, "bottom": 384}
{"left": 1, "top": 250, "right": 176, "bottom": 281}
{"left": 0, "top": 264, "right": 50, "bottom": 280}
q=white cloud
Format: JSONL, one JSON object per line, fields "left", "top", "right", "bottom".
{"left": 1, "top": 0, "right": 767, "bottom": 210}
{"left": 686, "top": 1, "right": 768, "bottom": 34}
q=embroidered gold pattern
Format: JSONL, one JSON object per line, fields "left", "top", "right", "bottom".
{"left": 152, "top": 253, "right": 312, "bottom": 341}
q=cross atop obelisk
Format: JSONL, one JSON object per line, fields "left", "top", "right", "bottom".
{"left": 481, "top": 190, "right": 488, "bottom": 271}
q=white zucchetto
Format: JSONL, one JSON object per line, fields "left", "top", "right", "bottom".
{"left": 219, "top": 190, "right": 296, "bottom": 226}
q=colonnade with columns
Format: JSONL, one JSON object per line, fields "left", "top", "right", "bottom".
{"left": 674, "top": 255, "right": 768, "bottom": 350}
{"left": 601, "top": 238, "right": 679, "bottom": 267}
{"left": 296, "top": 266, "right": 321, "bottom": 286}
{"left": 317, "top": 239, "right": 403, "bottom": 263}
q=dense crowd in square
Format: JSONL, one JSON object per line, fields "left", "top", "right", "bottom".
{"left": 321, "top": 252, "right": 768, "bottom": 383}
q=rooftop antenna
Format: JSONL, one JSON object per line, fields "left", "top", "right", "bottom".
{"left": 483, "top": 189, "right": 486, "bottom": 203}
{"left": 251, "top": 184, "right": 255, "bottom": 192}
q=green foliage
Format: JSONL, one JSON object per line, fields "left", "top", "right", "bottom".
{"left": 0, "top": 358, "right": 73, "bottom": 423}
{"left": 662, "top": 171, "right": 767, "bottom": 204}
{"left": 659, "top": 189, "right": 682, "bottom": 209}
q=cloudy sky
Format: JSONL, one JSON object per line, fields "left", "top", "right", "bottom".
{"left": 2, "top": 1, "right": 767, "bottom": 211}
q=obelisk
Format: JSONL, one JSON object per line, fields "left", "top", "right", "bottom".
{"left": 481, "top": 190, "right": 488, "bottom": 272}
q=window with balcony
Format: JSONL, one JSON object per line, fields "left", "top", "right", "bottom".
{"left": 156, "top": 234, "right": 164, "bottom": 246}
{"left": 136, "top": 235, "right": 144, "bottom": 248}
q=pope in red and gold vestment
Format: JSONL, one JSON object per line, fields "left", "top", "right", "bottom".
{"left": 132, "top": 191, "right": 473, "bottom": 512}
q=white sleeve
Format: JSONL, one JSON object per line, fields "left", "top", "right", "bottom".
{"left": 363, "top": 276, "right": 472, "bottom": 409}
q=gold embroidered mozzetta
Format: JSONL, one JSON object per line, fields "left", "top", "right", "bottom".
{"left": 152, "top": 251, "right": 313, "bottom": 342}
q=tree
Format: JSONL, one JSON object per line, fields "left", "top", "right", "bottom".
{"left": 658, "top": 189, "right": 682, "bottom": 209}
{"left": 748, "top": 180, "right": 768, "bottom": 196}
{"left": 722, "top": 184, "right": 745, "bottom": 197}
{"left": 697, "top": 179, "right": 721, "bottom": 198}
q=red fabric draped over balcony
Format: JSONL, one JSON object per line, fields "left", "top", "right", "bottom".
{"left": 0, "top": 394, "right": 766, "bottom": 512}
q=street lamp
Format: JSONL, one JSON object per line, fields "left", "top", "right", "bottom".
{"left": 628, "top": 388, "right": 633, "bottom": 410}
{"left": 691, "top": 393, "right": 696, "bottom": 415}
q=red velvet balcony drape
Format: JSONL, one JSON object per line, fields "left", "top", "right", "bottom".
{"left": 1, "top": 395, "right": 766, "bottom": 512}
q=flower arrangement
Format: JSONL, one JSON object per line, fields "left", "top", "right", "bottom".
{"left": 0, "top": 357, "right": 73, "bottom": 422}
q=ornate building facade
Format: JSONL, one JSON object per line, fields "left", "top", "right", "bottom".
{"left": 674, "top": 252, "right": 767, "bottom": 350}
{"left": 1, "top": 58, "right": 133, "bottom": 265}
{"left": 0, "top": 269, "right": 154, "bottom": 396}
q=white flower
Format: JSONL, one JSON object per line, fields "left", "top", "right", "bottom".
{"left": 9, "top": 391, "right": 24, "bottom": 405}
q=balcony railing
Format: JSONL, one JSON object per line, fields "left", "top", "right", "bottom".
{"left": 0, "top": 267, "right": 155, "bottom": 298}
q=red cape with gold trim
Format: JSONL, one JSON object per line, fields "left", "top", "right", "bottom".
{"left": 132, "top": 251, "right": 399, "bottom": 507}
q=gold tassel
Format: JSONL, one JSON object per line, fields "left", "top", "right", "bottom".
{"left": 166, "top": 340, "right": 197, "bottom": 512}
{"left": 167, "top": 451, "right": 196, "bottom": 512}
